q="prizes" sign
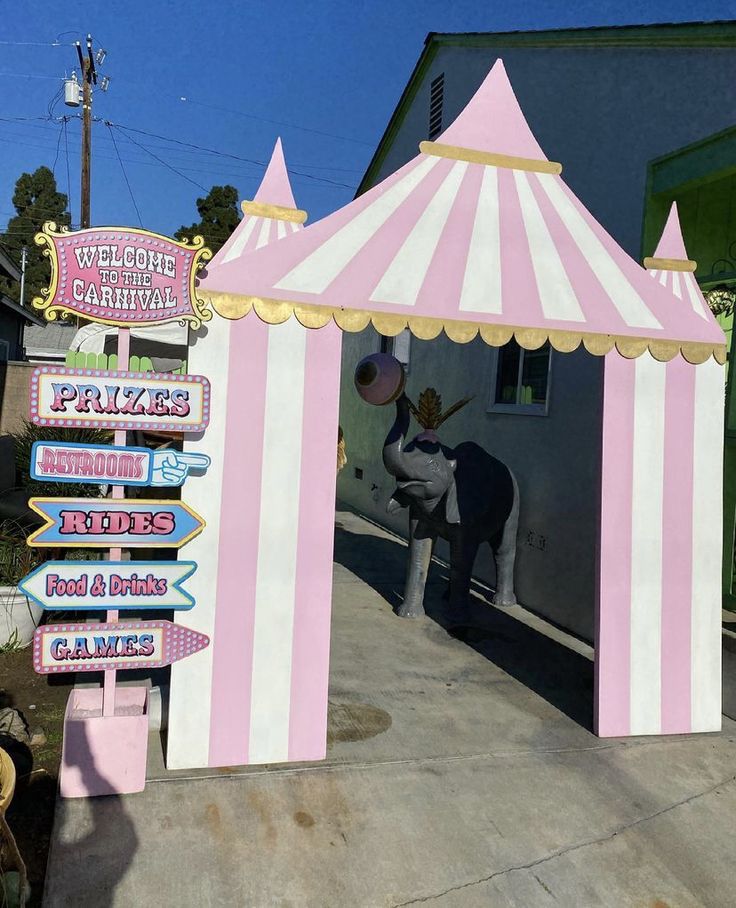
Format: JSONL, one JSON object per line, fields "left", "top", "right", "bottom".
{"left": 32, "top": 224, "right": 212, "bottom": 328}
{"left": 30, "top": 366, "right": 210, "bottom": 432}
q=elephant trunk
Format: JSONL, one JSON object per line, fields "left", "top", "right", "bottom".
{"left": 382, "top": 394, "right": 411, "bottom": 478}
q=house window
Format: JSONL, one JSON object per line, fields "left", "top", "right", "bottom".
{"left": 428, "top": 73, "right": 444, "bottom": 140}
{"left": 488, "top": 340, "right": 551, "bottom": 416}
{"left": 379, "top": 329, "right": 411, "bottom": 370}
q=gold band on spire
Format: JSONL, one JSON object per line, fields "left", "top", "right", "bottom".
{"left": 419, "top": 141, "right": 562, "bottom": 175}
{"left": 241, "top": 200, "right": 307, "bottom": 223}
{"left": 643, "top": 256, "right": 697, "bottom": 272}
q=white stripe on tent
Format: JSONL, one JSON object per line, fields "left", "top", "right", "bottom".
{"left": 248, "top": 318, "right": 307, "bottom": 763}
{"left": 513, "top": 170, "right": 585, "bottom": 322}
{"left": 629, "top": 353, "right": 666, "bottom": 735}
{"left": 672, "top": 271, "right": 683, "bottom": 299}
{"left": 658, "top": 271, "right": 668, "bottom": 287}
{"left": 370, "top": 161, "right": 468, "bottom": 306}
{"left": 277, "top": 220, "right": 287, "bottom": 239}
{"left": 167, "top": 314, "right": 231, "bottom": 769}
{"left": 682, "top": 272, "right": 709, "bottom": 321}
{"left": 275, "top": 155, "right": 440, "bottom": 294}
{"left": 459, "top": 166, "right": 502, "bottom": 314}
{"left": 255, "top": 218, "right": 272, "bottom": 250}
{"left": 537, "top": 174, "right": 663, "bottom": 331}
{"left": 221, "top": 216, "right": 259, "bottom": 263}
{"left": 691, "top": 357, "right": 724, "bottom": 731}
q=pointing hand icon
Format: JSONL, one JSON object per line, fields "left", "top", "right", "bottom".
{"left": 150, "top": 450, "right": 211, "bottom": 487}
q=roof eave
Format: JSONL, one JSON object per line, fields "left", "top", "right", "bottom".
{"left": 1, "top": 294, "right": 47, "bottom": 327}
{"left": 357, "top": 20, "right": 736, "bottom": 197}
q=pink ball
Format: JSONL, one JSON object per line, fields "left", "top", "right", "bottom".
{"left": 354, "top": 353, "right": 405, "bottom": 406}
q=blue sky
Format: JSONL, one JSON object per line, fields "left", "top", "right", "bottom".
{"left": 2, "top": 1, "right": 735, "bottom": 237}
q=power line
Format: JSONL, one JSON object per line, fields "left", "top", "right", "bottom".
{"left": 107, "top": 121, "right": 357, "bottom": 190}
{"left": 0, "top": 40, "right": 72, "bottom": 47}
{"left": 63, "top": 116, "right": 73, "bottom": 219}
{"left": 113, "top": 126, "right": 209, "bottom": 192}
{"left": 178, "top": 96, "right": 374, "bottom": 148}
{"left": 51, "top": 117, "right": 64, "bottom": 177}
{"left": 106, "top": 123, "right": 143, "bottom": 227}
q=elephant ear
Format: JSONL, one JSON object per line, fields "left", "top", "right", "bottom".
{"left": 444, "top": 480, "right": 461, "bottom": 524}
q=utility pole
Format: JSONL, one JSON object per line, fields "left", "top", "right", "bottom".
{"left": 19, "top": 246, "right": 27, "bottom": 308}
{"left": 76, "top": 36, "right": 95, "bottom": 229}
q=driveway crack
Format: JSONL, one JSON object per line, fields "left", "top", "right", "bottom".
{"left": 391, "top": 773, "right": 736, "bottom": 906}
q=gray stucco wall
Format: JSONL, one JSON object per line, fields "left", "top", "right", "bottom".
{"left": 339, "top": 329, "right": 603, "bottom": 640}
{"left": 371, "top": 43, "right": 736, "bottom": 258}
{"left": 338, "top": 40, "right": 736, "bottom": 641}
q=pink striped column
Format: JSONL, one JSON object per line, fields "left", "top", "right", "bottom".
{"left": 596, "top": 351, "right": 724, "bottom": 737}
{"left": 167, "top": 316, "right": 342, "bottom": 769}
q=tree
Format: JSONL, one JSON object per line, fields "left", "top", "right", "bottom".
{"left": 0, "top": 166, "right": 71, "bottom": 304}
{"left": 175, "top": 184, "right": 241, "bottom": 254}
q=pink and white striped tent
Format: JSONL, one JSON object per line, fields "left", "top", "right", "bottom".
{"left": 166, "top": 140, "right": 342, "bottom": 770}
{"left": 167, "top": 60, "right": 725, "bottom": 767}
{"left": 202, "top": 61, "right": 724, "bottom": 366}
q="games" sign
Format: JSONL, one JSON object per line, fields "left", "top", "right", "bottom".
{"left": 30, "top": 366, "right": 210, "bottom": 432}
{"left": 32, "top": 224, "right": 212, "bottom": 328}
{"left": 32, "top": 620, "right": 210, "bottom": 674}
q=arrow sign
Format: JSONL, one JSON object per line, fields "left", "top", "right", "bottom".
{"left": 30, "top": 366, "right": 210, "bottom": 433}
{"left": 30, "top": 441, "right": 211, "bottom": 488}
{"left": 32, "top": 620, "right": 210, "bottom": 674}
{"left": 26, "top": 498, "right": 205, "bottom": 549}
{"left": 19, "top": 561, "right": 197, "bottom": 611}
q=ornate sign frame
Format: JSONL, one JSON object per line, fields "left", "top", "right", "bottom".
{"left": 32, "top": 222, "right": 213, "bottom": 329}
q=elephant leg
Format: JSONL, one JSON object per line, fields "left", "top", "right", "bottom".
{"left": 448, "top": 533, "right": 479, "bottom": 612}
{"left": 397, "top": 516, "right": 435, "bottom": 618}
{"left": 490, "top": 474, "right": 519, "bottom": 606}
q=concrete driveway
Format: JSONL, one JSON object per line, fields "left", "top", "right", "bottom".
{"left": 43, "top": 510, "right": 736, "bottom": 907}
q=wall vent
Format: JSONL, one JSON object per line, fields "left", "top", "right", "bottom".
{"left": 428, "top": 73, "right": 444, "bottom": 140}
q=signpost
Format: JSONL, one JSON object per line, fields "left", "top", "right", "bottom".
{"left": 31, "top": 441, "right": 211, "bottom": 487}
{"left": 32, "top": 224, "right": 212, "bottom": 328}
{"left": 32, "top": 620, "right": 210, "bottom": 674}
{"left": 26, "top": 498, "right": 205, "bottom": 548}
{"left": 30, "top": 366, "right": 210, "bottom": 433}
{"left": 28, "top": 222, "right": 214, "bottom": 797}
{"left": 20, "top": 561, "right": 198, "bottom": 611}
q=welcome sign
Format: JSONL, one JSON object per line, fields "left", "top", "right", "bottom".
{"left": 32, "top": 223, "right": 212, "bottom": 328}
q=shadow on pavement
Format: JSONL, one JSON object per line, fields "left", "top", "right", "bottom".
{"left": 43, "top": 722, "right": 138, "bottom": 908}
{"left": 333, "top": 521, "right": 594, "bottom": 732}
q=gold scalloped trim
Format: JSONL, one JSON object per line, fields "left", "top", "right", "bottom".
{"left": 643, "top": 256, "right": 697, "bottom": 272}
{"left": 419, "top": 141, "right": 563, "bottom": 175}
{"left": 199, "top": 289, "right": 726, "bottom": 365}
{"left": 241, "top": 200, "right": 307, "bottom": 223}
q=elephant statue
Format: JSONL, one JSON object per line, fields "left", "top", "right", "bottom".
{"left": 382, "top": 392, "right": 519, "bottom": 618}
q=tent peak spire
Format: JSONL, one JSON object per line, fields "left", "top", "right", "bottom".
{"left": 250, "top": 137, "right": 299, "bottom": 211}
{"left": 644, "top": 202, "right": 697, "bottom": 272}
{"left": 435, "top": 58, "right": 550, "bottom": 164}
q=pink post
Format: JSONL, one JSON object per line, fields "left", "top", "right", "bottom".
{"left": 102, "top": 327, "right": 130, "bottom": 718}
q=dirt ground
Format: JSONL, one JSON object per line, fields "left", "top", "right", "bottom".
{"left": 1, "top": 646, "right": 71, "bottom": 906}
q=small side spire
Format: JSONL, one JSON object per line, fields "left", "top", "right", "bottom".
{"left": 253, "top": 137, "right": 298, "bottom": 209}
{"left": 644, "top": 203, "right": 696, "bottom": 272}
